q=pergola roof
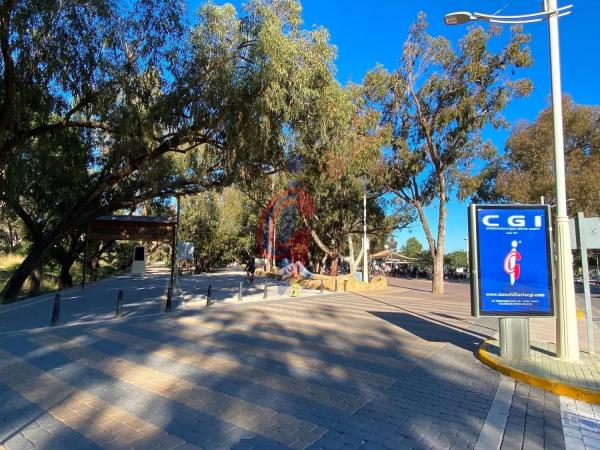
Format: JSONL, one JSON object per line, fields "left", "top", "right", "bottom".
{"left": 371, "top": 250, "right": 417, "bottom": 262}
{"left": 87, "top": 215, "right": 176, "bottom": 242}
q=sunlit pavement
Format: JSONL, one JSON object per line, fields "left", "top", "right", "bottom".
{"left": 0, "top": 276, "right": 590, "bottom": 449}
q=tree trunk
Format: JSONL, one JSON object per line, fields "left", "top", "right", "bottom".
{"left": 1, "top": 236, "right": 52, "bottom": 301}
{"left": 7, "top": 220, "right": 14, "bottom": 250}
{"left": 414, "top": 200, "right": 445, "bottom": 295}
{"left": 58, "top": 258, "right": 74, "bottom": 289}
{"left": 28, "top": 263, "right": 42, "bottom": 297}
{"left": 432, "top": 252, "right": 444, "bottom": 294}
{"left": 431, "top": 174, "right": 448, "bottom": 295}
{"left": 347, "top": 235, "right": 364, "bottom": 275}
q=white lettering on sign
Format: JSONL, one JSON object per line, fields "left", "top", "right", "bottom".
{"left": 483, "top": 215, "right": 500, "bottom": 227}
{"left": 482, "top": 214, "right": 543, "bottom": 228}
{"left": 507, "top": 215, "right": 525, "bottom": 227}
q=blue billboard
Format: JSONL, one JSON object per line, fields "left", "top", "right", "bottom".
{"left": 468, "top": 204, "right": 555, "bottom": 317}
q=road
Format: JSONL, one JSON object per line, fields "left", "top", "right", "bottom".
{"left": 0, "top": 271, "right": 597, "bottom": 449}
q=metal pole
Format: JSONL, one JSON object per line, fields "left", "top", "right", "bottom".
{"left": 169, "top": 225, "right": 176, "bottom": 289}
{"left": 165, "top": 286, "right": 173, "bottom": 312}
{"left": 238, "top": 282, "right": 242, "bottom": 302}
{"left": 115, "top": 289, "right": 123, "bottom": 318}
{"left": 263, "top": 281, "right": 268, "bottom": 300}
{"left": 81, "top": 237, "right": 88, "bottom": 290}
{"left": 50, "top": 294, "right": 61, "bottom": 326}
{"left": 175, "top": 194, "right": 181, "bottom": 288}
{"left": 546, "top": 0, "right": 579, "bottom": 361}
{"left": 576, "top": 212, "right": 595, "bottom": 353}
{"left": 363, "top": 181, "right": 369, "bottom": 284}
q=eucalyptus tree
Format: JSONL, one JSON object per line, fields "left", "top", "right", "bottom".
{"left": 1, "top": 0, "right": 348, "bottom": 300}
{"left": 468, "top": 97, "right": 600, "bottom": 216}
{"left": 291, "top": 85, "right": 404, "bottom": 275}
{"left": 364, "top": 13, "right": 533, "bottom": 294}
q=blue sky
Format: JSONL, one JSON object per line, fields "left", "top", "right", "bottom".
{"left": 188, "top": 0, "right": 600, "bottom": 252}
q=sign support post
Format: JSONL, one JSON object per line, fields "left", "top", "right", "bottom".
{"left": 576, "top": 212, "right": 595, "bottom": 354}
{"left": 499, "top": 318, "right": 530, "bottom": 359}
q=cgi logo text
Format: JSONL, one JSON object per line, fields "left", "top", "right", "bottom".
{"left": 482, "top": 215, "right": 542, "bottom": 228}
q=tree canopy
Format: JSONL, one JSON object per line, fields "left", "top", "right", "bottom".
{"left": 364, "top": 13, "right": 532, "bottom": 293}
{"left": 0, "top": 0, "right": 352, "bottom": 300}
{"left": 469, "top": 97, "right": 600, "bottom": 216}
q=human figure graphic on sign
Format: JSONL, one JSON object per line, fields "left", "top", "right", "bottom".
{"left": 503, "top": 240, "right": 522, "bottom": 286}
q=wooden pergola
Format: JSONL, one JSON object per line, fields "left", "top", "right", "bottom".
{"left": 83, "top": 215, "right": 177, "bottom": 288}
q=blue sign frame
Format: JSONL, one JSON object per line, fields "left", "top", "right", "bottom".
{"left": 468, "top": 204, "right": 555, "bottom": 317}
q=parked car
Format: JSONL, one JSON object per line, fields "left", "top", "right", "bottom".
{"left": 574, "top": 276, "right": 584, "bottom": 284}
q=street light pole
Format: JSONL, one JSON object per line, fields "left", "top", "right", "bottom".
{"left": 363, "top": 182, "right": 369, "bottom": 284}
{"left": 444, "top": 2, "right": 578, "bottom": 361}
{"left": 546, "top": 0, "right": 578, "bottom": 361}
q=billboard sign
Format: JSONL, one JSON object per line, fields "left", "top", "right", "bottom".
{"left": 177, "top": 241, "right": 195, "bottom": 260}
{"left": 468, "top": 204, "right": 554, "bottom": 317}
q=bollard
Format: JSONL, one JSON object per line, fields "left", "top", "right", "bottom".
{"left": 238, "top": 282, "right": 242, "bottom": 302}
{"left": 206, "top": 284, "right": 212, "bottom": 306}
{"left": 50, "top": 294, "right": 61, "bottom": 326}
{"left": 320, "top": 279, "right": 324, "bottom": 294}
{"left": 344, "top": 280, "right": 347, "bottom": 292}
{"left": 115, "top": 289, "right": 123, "bottom": 318}
{"left": 165, "top": 287, "right": 173, "bottom": 312}
{"left": 335, "top": 277, "right": 338, "bottom": 292}
{"left": 263, "top": 281, "right": 268, "bottom": 300}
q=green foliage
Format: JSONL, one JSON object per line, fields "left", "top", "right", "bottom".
{"left": 444, "top": 251, "right": 468, "bottom": 269}
{"left": 472, "top": 97, "right": 600, "bottom": 216}
{"left": 401, "top": 237, "right": 423, "bottom": 258}
{"left": 1, "top": 0, "right": 354, "bottom": 299}
{"left": 179, "top": 187, "right": 256, "bottom": 271}
{"left": 363, "top": 12, "right": 532, "bottom": 293}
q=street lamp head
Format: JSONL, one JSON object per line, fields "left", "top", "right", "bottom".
{"left": 444, "top": 11, "right": 476, "bottom": 25}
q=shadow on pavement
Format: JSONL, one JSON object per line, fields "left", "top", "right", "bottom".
{"left": 0, "top": 288, "right": 506, "bottom": 449}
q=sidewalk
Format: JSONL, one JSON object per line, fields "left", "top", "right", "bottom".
{"left": 0, "top": 279, "right": 567, "bottom": 450}
{"left": 177, "top": 270, "right": 325, "bottom": 308}
{"left": 0, "top": 266, "right": 171, "bottom": 334}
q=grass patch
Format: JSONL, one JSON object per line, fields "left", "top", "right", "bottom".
{"left": 0, "top": 253, "right": 120, "bottom": 304}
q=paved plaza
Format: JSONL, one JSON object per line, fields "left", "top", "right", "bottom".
{"left": 0, "top": 272, "right": 599, "bottom": 449}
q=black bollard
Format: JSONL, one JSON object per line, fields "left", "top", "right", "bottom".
{"left": 263, "top": 281, "right": 268, "bottom": 300}
{"left": 115, "top": 289, "right": 123, "bottom": 318}
{"left": 335, "top": 277, "right": 338, "bottom": 292}
{"left": 206, "top": 284, "right": 212, "bottom": 306}
{"left": 50, "top": 294, "right": 61, "bottom": 326}
{"left": 165, "top": 287, "right": 173, "bottom": 312}
{"left": 238, "top": 282, "right": 242, "bottom": 302}
{"left": 320, "top": 279, "right": 324, "bottom": 294}
{"left": 344, "top": 280, "right": 347, "bottom": 292}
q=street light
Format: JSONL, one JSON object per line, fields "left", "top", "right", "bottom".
{"left": 362, "top": 179, "right": 369, "bottom": 284}
{"left": 384, "top": 244, "right": 389, "bottom": 274}
{"left": 445, "top": 1, "right": 578, "bottom": 361}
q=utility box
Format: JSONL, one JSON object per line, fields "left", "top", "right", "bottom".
{"left": 131, "top": 245, "right": 145, "bottom": 276}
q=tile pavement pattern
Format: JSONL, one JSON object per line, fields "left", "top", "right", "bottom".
{"left": 561, "top": 396, "right": 600, "bottom": 449}
{"left": 484, "top": 340, "right": 600, "bottom": 392}
{"left": 0, "top": 283, "right": 568, "bottom": 449}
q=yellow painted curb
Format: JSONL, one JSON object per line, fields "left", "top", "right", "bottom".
{"left": 477, "top": 340, "right": 600, "bottom": 404}
{"left": 577, "top": 308, "right": 585, "bottom": 320}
